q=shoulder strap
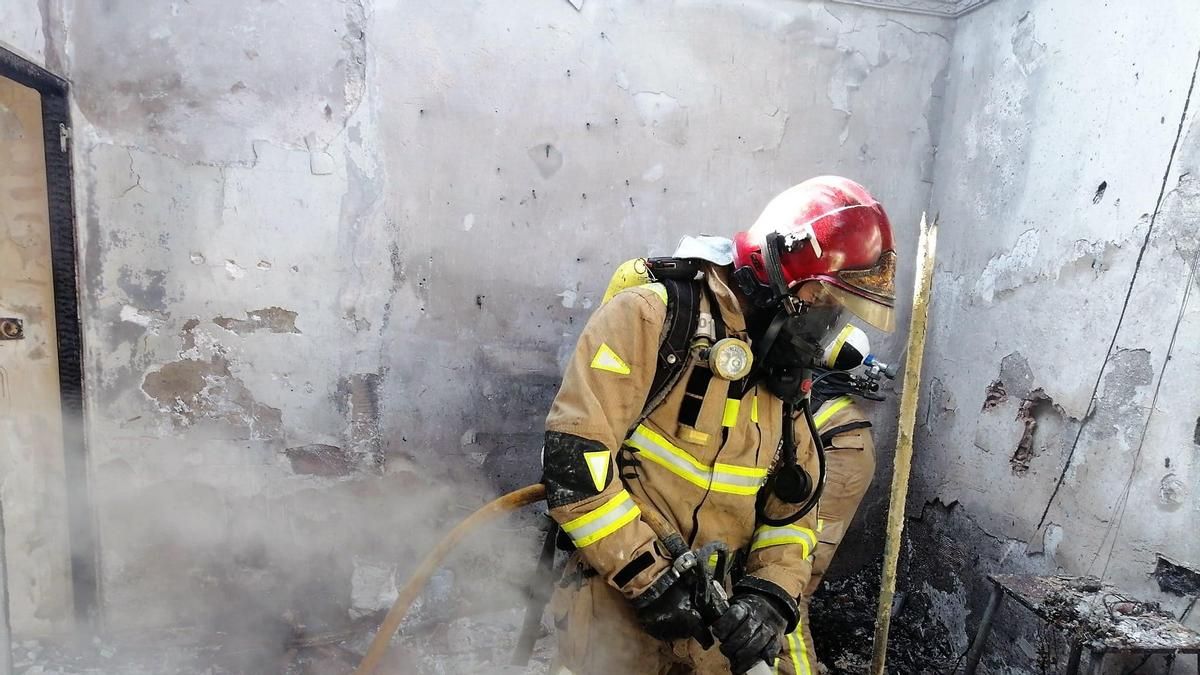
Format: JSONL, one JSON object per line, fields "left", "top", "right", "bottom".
{"left": 635, "top": 277, "right": 700, "bottom": 426}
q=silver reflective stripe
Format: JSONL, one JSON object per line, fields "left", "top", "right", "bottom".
{"left": 561, "top": 492, "right": 641, "bottom": 547}
{"left": 712, "top": 468, "right": 767, "bottom": 490}
{"left": 626, "top": 425, "right": 766, "bottom": 495}
{"left": 628, "top": 428, "right": 709, "bottom": 487}
{"left": 753, "top": 530, "right": 815, "bottom": 548}
{"left": 750, "top": 524, "right": 817, "bottom": 555}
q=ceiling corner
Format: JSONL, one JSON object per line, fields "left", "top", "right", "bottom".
{"left": 826, "top": 0, "right": 998, "bottom": 19}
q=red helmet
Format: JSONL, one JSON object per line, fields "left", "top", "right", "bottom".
{"left": 732, "top": 176, "right": 897, "bottom": 332}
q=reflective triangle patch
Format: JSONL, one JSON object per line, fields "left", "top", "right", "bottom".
{"left": 584, "top": 451, "right": 610, "bottom": 491}
{"left": 590, "top": 343, "right": 631, "bottom": 375}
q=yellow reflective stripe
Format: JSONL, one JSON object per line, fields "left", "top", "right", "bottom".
{"left": 774, "top": 625, "right": 812, "bottom": 674}
{"left": 561, "top": 491, "right": 641, "bottom": 547}
{"left": 794, "top": 622, "right": 813, "bottom": 675}
{"left": 583, "top": 450, "right": 610, "bottom": 491}
{"left": 722, "top": 399, "right": 740, "bottom": 427}
{"left": 590, "top": 343, "right": 631, "bottom": 375}
{"left": 750, "top": 524, "right": 818, "bottom": 556}
{"left": 643, "top": 282, "right": 668, "bottom": 305}
{"left": 717, "top": 462, "right": 770, "bottom": 477}
{"left": 625, "top": 424, "right": 767, "bottom": 495}
{"left": 751, "top": 394, "right": 759, "bottom": 423}
{"left": 813, "top": 395, "right": 854, "bottom": 428}
{"left": 629, "top": 424, "right": 720, "bottom": 474}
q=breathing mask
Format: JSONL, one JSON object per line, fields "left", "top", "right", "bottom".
{"left": 750, "top": 285, "right": 842, "bottom": 403}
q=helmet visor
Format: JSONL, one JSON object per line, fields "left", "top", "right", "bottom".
{"left": 797, "top": 280, "right": 896, "bottom": 333}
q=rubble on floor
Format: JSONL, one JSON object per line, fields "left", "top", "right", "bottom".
{"left": 809, "top": 558, "right": 958, "bottom": 674}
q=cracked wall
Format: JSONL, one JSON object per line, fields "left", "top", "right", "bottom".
{"left": 920, "top": 0, "right": 1200, "bottom": 671}
{"left": 3, "top": 0, "right": 953, "bottom": 638}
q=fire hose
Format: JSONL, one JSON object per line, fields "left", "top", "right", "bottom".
{"left": 353, "top": 484, "right": 546, "bottom": 675}
{"left": 353, "top": 483, "right": 770, "bottom": 675}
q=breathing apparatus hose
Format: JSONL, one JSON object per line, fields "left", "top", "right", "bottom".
{"left": 798, "top": 395, "right": 828, "bottom": 516}
{"left": 353, "top": 483, "right": 547, "bottom": 675}
{"left": 746, "top": 300, "right": 830, "bottom": 527}
{"left": 754, "top": 395, "right": 827, "bottom": 527}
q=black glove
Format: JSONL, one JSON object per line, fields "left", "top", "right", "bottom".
{"left": 711, "top": 592, "right": 789, "bottom": 674}
{"left": 632, "top": 572, "right": 706, "bottom": 642}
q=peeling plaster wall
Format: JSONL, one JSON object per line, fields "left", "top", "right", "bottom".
{"left": 921, "top": 0, "right": 1200, "bottom": 670}
{"left": 40, "top": 0, "right": 954, "bottom": 636}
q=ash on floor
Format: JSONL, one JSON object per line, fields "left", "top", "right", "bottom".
{"left": 809, "top": 559, "right": 958, "bottom": 674}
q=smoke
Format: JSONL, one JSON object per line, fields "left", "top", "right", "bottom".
{"left": 2, "top": 404, "right": 552, "bottom": 673}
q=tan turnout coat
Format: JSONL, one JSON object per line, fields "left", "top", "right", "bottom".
{"left": 543, "top": 265, "right": 822, "bottom": 673}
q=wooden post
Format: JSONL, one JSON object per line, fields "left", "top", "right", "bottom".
{"left": 870, "top": 214, "right": 938, "bottom": 675}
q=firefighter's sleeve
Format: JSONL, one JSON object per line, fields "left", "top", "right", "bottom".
{"left": 738, "top": 413, "right": 822, "bottom": 632}
{"left": 542, "top": 286, "right": 672, "bottom": 600}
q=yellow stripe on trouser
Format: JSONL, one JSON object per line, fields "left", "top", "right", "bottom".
{"left": 769, "top": 396, "right": 853, "bottom": 674}
{"left": 625, "top": 424, "right": 767, "bottom": 495}
{"left": 775, "top": 622, "right": 813, "bottom": 675}
{"left": 561, "top": 491, "right": 641, "bottom": 547}
{"left": 813, "top": 395, "right": 854, "bottom": 427}
{"left": 749, "top": 524, "right": 817, "bottom": 557}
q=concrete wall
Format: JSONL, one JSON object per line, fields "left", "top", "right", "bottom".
{"left": 5, "top": 0, "right": 954, "bottom": 643}
{"left": 0, "top": 2, "right": 46, "bottom": 67}
{"left": 919, "top": 0, "right": 1200, "bottom": 670}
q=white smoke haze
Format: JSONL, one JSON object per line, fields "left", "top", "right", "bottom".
{"left": 3, "top": 407, "right": 554, "bottom": 674}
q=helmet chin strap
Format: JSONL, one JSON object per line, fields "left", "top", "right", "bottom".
{"left": 762, "top": 232, "right": 797, "bottom": 313}
{"left": 749, "top": 310, "right": 789, "bottom": 380}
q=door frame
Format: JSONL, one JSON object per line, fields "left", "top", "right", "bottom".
{"left": 0, "top": 46, "right": 98, "bottom": 627}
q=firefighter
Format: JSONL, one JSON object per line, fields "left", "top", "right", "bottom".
{"left": 542, "top": 176, "right": 897, "bottom": 674}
